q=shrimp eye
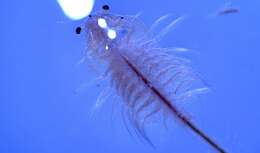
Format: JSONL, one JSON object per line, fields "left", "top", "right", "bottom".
{"left": 88, "top": 15, "right": 92, "bottom": 18}
{"left": 102, "top": 5, "right": 110, "bottom": 10}
{"left": 75, "top": 27, "right": 82, "bottom": 34}
{"left": 120, "top": 16, "right": 124, "bottom": 19}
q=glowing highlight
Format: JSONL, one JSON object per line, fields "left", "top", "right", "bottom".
{"left": 98, "top": 18, "right": 108, "bottom": 29}
{"left": 57, "top": 0, "right": 94, "bottom": 20}
{"left": 107, "top": 29, "right": 117, "bottom": 39}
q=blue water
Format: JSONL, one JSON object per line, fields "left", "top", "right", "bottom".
{"left": 1, "top": 0, "right": 260, "bottom": 152}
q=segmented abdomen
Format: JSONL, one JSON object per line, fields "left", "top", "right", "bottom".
{"left": 107, "top": 47, "right": 198, "bottom": 125}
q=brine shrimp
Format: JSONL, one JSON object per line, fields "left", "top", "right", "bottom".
{"left": 76, "top": 4, "right": 227, "bottom": 153}
{"left": 209, "top": 1, "right": 240, "bottom": 18}
{"left": 218, "top": 7, "right": 240, "bottom": 15}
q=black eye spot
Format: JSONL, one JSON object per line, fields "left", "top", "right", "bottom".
{"left": 88, "top": 15, "right": 92, "bottom": 18}
{"left": 75, "top": 27, "right": 82, "bottom": 34}
{"left": 120, "top": 16, "right": 124, "bottom": 19}
{"left": 102, "top": 5, "right": 110, "bottom": 10}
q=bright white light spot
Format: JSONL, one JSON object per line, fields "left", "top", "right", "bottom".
{"left": 98, "top": 18, "right": 108, "bottom": 29}
{"left": 57, "top": 0, "right": 94, "bottom": 20}
{"left": 105, "top": 45, "right": 109, "bottom": 50}
{"left": 107, "top": 29, "right": 117, "bottom": 39}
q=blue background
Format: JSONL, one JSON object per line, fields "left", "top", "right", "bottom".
{"left": 1, "top": 0, "right": 260, "bottom": 152}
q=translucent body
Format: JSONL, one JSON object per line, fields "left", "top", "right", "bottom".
{"left": 81, "top": 7, "right": 226, "bottom": 153}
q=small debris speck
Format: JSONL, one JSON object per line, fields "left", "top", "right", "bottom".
{"left": 75, "top": 27, "right": 82, "bottom": 34}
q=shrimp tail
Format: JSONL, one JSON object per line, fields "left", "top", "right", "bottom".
{"left": 122, "top": 55, "right": 227, "bottom": 153}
